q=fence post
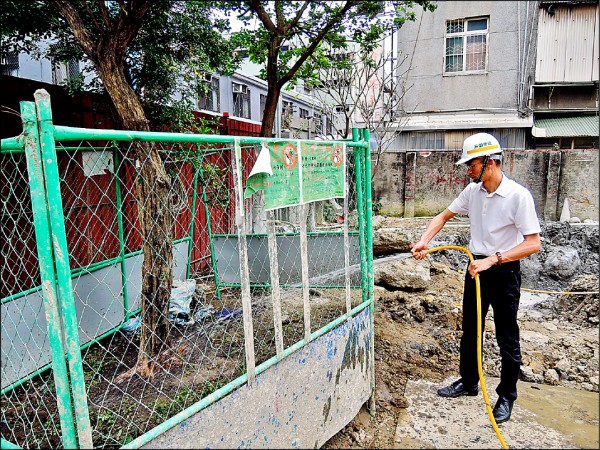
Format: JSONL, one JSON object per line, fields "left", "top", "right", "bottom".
{"left": 34, "top": 89, "right": 94, "bottom": 449}
{"left": 266, "top": 208, "right": 285, "bottom": 357}
{"left": 19, "top": 100, "right": 79, "bottom": 449}
{"left": 112, "top": 143, "right": 132, "bottom": 319}
{"left": 343, "top": 143, "right": 352, "bottom": 322}
{"left": 233, "top": 138, "right": 256, "bottom": 385}
{"left": 352, "top": 129, "right": 367, "bottom": 305}
{"left": 361, "top": 128, "right": 376, "bottom": 416}
{"left": 299, "top": 203, "right": 311, "bottom": 343}
{"left": 186, "top": 153, "right": 201, "bottom": 279}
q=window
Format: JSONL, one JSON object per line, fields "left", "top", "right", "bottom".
{"left": 282, "top": 101, "right": 294, "bottom": 116}
{"left": 325, "top": 117, "right": 332, "bottom": 137}
{"left": 1, "top": 51, "right": 19, "bottom": 76}
{"left": 299, "top": 108, "right": 310, "bottom": 119}
{"left": 232, "top": 82, "right": 250, "bottom": 118}
{"left": 314, "top": 117, "right": 323, "bottom": 135}
{"left": 323, "top": 77, "right": 351, "bottom": 89}
{"left": 327, "top": 51, "right": 355, "bottom": 62}
{"left": 444, "top": 17, "right": 488, "bottom": 74}
{"left": 259, "top": 94, "right": 267, "bottom": 120}
{"left": 232, "top": 48, "right": 249, "bottom": 59}
{"left": 198, "top": 74, "right": 220, "bottom": 112}
{"left": 281, "top": 101, "right": 294, "bottom": 129}
{"left": 52, "top": 59, "right": 80, "bottom": 84}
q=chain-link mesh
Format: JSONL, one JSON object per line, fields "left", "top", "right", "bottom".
{"left": 2, "top": 125, "right": 370, "bottom": 448}
{"left": 1, "top": 149, "right": 64, "bottom": 448}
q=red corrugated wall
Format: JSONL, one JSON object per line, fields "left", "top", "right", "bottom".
{"left": 1, "top": 75, "right": 262, "bottom": 296}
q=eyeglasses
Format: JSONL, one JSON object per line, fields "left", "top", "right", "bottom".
{"left": 466, "top": 161, "right": 484, "bottom": 172}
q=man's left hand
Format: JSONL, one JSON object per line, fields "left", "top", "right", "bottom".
{"left": 468, "top": 257, "right": 495, "bottom": 278}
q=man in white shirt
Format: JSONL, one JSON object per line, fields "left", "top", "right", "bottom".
{"left": 410, "top": 132, "right": 541, "bottom": 424}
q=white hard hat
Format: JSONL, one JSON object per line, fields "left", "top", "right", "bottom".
{"left": 456, "top": 132, "right": 502, "bottom": 165}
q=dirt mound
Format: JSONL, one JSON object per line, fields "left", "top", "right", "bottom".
{"left": 324, "top": 218, "right": 599, "bottom": 449}
{"left": 554, "top": 274, "right": 600, "bottom": 327}
{"left": 371, "top": 217, "right": 599, "bottom": 292}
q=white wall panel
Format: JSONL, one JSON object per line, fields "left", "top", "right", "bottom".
{"left": 536, "top": 3, "right": 599, "bottom": 83}
{"left": 536, "top": 7, "right": 568, "bottom": 82}
{"left": 565, "top": 4, "right": 597, "bottom": 82}
{"left": 593, "top": 5, "right": 599, "bottom": 81}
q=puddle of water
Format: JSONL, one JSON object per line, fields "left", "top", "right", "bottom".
{"left": 518, "top": 381, "right": 599, "bottom": 449}
{"left": 518, "top": 291, "right": 554, "bottom": 320}
{"left": 520, "top": 291, "right": 551, "bottom": 309}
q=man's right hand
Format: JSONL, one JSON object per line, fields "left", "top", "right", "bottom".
{"left": 410, "top": 241, "right": 428, "bottom": 260}
{"left": 409, "top": 209, "right": 455, "bottom": 261}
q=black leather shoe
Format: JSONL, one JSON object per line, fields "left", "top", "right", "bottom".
{"left": 437, "top": 379, "right": 479, "bottom": 398}
{"left": 492, "top": 396, "right": 514, "bottom": 424}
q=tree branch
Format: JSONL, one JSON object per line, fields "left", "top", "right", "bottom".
{"left": 285, "top": 0, "right": 311, "bottom": 33}
{"left": 279, "top": 1, "right": 356, "bottom": 86}
{"left": 111, "top": 0, "right": 153, "bottom": 61}
{"left": 95, "top": 0, "right": 112, "bottom": 29}
{"left": 83, "top": 0, "right": 104, "bottom": 34}
{"left": 274, "top": 0, "right": 285, "bottom": 30}
{"left": 50, "top": 0, "right": 95, "bottom": 56}
{"left": 249, "top": 0, "right": 277, "bottom": 33}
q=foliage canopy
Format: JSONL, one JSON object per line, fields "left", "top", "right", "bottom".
{"left": 217, "top": 0, "right": 435, "bottom": 136}
{"left": 1, "top": 0, "right": 238, "bottom": 128}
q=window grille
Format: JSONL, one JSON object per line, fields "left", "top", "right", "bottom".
{"left": 324, "top": 117, "right": 332, "bottom": 137}
{"left": 315, "top": 117, "right": 323, "bottom": 136}
{"left": 232, "top": 84, "right": 251, "bottom": 119}
{"left": 282, "top": 101, "right": 294, "bottom": 116}
{"left": 397, "top": 129, "right": 525, "bottom": 151}
{"left": 299, "top": 108, "right": 310, "bottom": 119}
{"left": 259, "top": 94, "right": 267, "bottom": 121}
{"left": 281, "top": 101, "right": 294, "bottom": 129}
{"left": 1, "top": 51, "right": 19, "bottom": 76}
{"left": 198, "top": 76, "right": 220, "bottom": 112}
{"left": 51, "top": 59, "right": 80, "bottom": 85}
{"left": 444, "top": 17, "right": 488, "bottom": 74}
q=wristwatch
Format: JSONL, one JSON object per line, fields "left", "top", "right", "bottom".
{"left": 495, "top": 251, "right": 503, "bottom": 265}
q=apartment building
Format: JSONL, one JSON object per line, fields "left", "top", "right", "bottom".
{"left": 373, "top": 0, "right": 598, "bottom": 219}
{"left": 0, "top": 42, "right": 328, "bottom": 139}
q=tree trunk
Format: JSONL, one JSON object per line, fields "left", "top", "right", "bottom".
{"left": 260, "top": 82, "right": 281, "bottom": 138}
{"left": 98, "top": 59, "right": 173, "bottom": 376}
{"left": 260, "top": 38, "right": 283, "bottom": 138}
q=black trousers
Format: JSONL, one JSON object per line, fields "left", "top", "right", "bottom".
{"left": 459, "top": 258, "right": 522, "bottom": 401}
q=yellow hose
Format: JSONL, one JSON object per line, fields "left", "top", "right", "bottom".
{"left": 426, "top": 245, "right": 509, "bottom": 449}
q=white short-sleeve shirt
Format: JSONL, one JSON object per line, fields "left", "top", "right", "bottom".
{"left": 448, "top": 174, "right": 541, "bottom": 256}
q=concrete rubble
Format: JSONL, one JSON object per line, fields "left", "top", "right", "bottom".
{"left": 324, "top": 216, "right": 599, "bottom": 449}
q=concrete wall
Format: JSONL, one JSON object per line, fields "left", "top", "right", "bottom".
{"left": 557, "top": 149, "right": 600, "bottom": 221}
{"left": 397, "top": 1, "right": 528, "bottom": 112}
{"left": 372, "top": 149, "right": 599, "bottom": 221}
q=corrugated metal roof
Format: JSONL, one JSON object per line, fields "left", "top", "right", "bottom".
{"left": 533, "top": 116, "right": 599, "bottom": 137}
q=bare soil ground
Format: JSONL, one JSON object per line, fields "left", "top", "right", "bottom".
{"left": 322, "top": 262, "right": 599, "bottom": 449}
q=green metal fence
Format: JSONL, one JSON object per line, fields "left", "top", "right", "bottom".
{"left": 1, "top": 89, "right": 374, "bottom": 449}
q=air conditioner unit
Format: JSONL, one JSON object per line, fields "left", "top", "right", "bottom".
{"left": 233, "top": 83, "right": 248, "bottom": 94}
